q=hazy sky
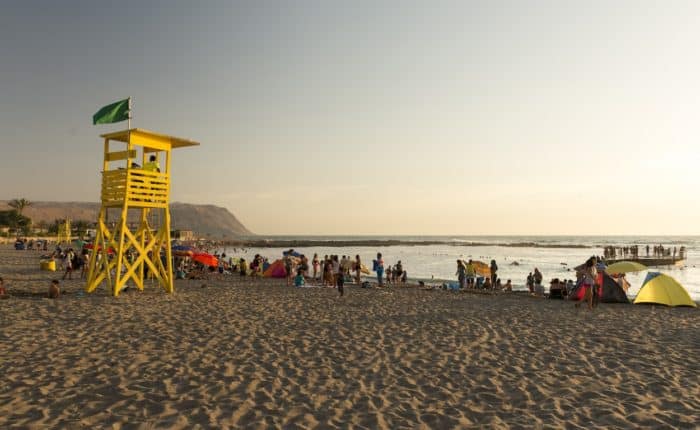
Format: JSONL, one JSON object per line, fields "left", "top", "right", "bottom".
{"left": 1, "top": 1, "right": 699, "bottom": 235}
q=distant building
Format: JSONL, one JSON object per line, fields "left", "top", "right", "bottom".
{"left": 172, "top": 230, "right": 196, "bottom": 241}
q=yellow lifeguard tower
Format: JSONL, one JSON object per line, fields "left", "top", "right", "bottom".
{"left": 56, "top": 219, "right": 71, "bottom": 245}
{"left": 86, "top": 129, "right": 199, "bottom": 296}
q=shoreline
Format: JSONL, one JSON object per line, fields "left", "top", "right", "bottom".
{"left": 221, "top": 239, "right": 592, "bottom": 249}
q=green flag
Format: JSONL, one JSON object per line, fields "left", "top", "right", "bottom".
{"left": 92, "top": 98, "right": 130, "bottom": 125}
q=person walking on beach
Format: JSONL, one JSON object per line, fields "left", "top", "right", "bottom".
{"left": 375, "top": 253, "right": 384, "bottom": 286}
{"left": 490, "top": 259, "right": 498, "bottom": 287}
{"left": 354, "top": 255, "right": 362, "bottom": 285}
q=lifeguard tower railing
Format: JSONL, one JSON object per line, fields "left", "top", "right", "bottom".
{"left": 102, "top": 168, "right": 169, "bottom": 208}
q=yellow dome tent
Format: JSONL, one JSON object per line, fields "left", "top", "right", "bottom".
{"left": 634, "top": 272, "right": 697, "bottom": 307}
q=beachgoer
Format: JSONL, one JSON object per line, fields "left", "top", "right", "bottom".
{"left": 526, "top": 272, "right": 534, "bottom": 293}
{"left": 0, "top": 277, "right": 7, "bottom": 299}
{"left": 465, "top": 260, "right": 476, "bottom": 288}
{"left": 62, "top": 248, "right": 74, "bottom": 280}
{"left": 312, "top": 253, "right": 320, "bottom": 280}
{"left": 490, "top": 260, "right": 498, "bottom": 286}
{"left": 299, "top": 254, "right": 309, "bottom": 277}
{"left": 533, "top": 268, "right": 543, "bottom": 287}
{"left": 239, "top": 258, "right": 247, "bottom": 276}
{"left": 294, "top": 269, "right": 305, "bottom": 287}
{"left": 332, "top": 255, "right": 341, "bottom": 286}
{"left": 385, "top": 265, "right": 392, "bottom": 285}
{"left": 48, "top": 280, "right": 60, "bottom": 299}
{"left": 324, "top": 258, "right": 334, "bottom": 286}
{"left": 375, "top": 253, "right": 384, "bottom": 286}
{"left": 504, "top": 279, "right": 512, "bottom": 291}
{"left": 336, "top": 265, "right": 345, "bottom": 297}
{"left": 456, "top": 260, "right": 466, "bottom": 289}
{"left": 284, "top": 251, "right": 295, "bottom": 287}
{"left": 354, "top": 255, "right": 362, "bottom": 285}
{"left": 483, "top": 277, "right": 492, "bottom": 289}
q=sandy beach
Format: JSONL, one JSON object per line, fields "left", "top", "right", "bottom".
{"left": 0, "top": 246, "right": 698, "bottom": 429}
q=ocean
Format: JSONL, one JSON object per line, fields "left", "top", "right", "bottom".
{"left": 222, "top": 236, "right": 700, "bottom": 301}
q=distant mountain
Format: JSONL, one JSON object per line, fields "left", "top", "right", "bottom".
{"left": 0, "top": 201, "right": 253, "bottom": 238}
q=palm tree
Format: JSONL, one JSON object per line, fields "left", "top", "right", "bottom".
{"left": 8, "top": 198, "right": 32, "bottom": 216}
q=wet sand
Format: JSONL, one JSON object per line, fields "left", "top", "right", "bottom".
{"left": 0, "top": 246, "right": 698, "bottom": 428}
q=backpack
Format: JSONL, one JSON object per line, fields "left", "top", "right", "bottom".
{"left": 372, "top": 260, "right": 378, "bottom": 272}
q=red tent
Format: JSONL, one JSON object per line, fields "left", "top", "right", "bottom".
{"left": 263, "top": 259, "right": 287, "bottom": 278}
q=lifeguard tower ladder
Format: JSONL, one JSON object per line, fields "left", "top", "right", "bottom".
{"left": 56, "top": 219, "right": 71, "bottom": 245}
{"left": 86, "top": 129, "right": 199, "bottom": 296}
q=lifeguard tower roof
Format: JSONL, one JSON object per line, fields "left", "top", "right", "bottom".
{"left": 100, "top": 128, "right": 200, "bottom": 151}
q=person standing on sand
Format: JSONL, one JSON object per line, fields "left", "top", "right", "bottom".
{"left": 375, "top": 253, "right": 384, "bottom": 286}
{"left": 324, "top": 258, "right": 334, "bottom": 286}
{"left": 490, "top": 259, "right": 498, "bottom": 287}
{"left": 62, "top": 249, "right": 74, "bottom": 280}
{"left": 332, "top": 255, "right": 341, "bottom": 285}
{"left": 312, "top": 253, "right": 320, "bottom": 280}
{"left": 284, "top": 251, "right": 294, "bottom": 287}
{"left": 465, "top": 259, "right": 476, "bottom": 288}
{"left": 336, "top": 265, "right": 345, "bottom": 297}
{"left": 456, "top": 260, "right": 466, "bottom": 289}
{"left": 354, "top": 255, "right": 362, "bottom": 285}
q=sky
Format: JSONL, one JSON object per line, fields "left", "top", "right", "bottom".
{"left": 1, "top": 0, "right": 699, "bottom": 235}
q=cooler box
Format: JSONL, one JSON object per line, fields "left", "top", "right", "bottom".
{"left": 41, "top": 260, "right": 56, "bottom": 271}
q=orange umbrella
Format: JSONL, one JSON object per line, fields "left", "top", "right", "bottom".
{"left": 472, "top": 261, "right": 491, "bottom": 277}
{"left": 193, "top": 252, "right": 218, "bottom": 267}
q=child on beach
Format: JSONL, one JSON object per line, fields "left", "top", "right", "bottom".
{"left": 375, "top": 253, "right": 384, "bottom": 286}
{"left": 48, "top": 280, "right": 60, "bottom": 299}
{"left": 294, "top": 269, "right": 305, "bottom": 288}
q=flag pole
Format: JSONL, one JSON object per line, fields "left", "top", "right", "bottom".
{"left": 128, "top": 96, "right": 132, "bottom": 129}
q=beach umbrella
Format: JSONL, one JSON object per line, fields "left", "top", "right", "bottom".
{"left": 605, "top": 261, "right": 647, "bottom": 274}
{"left": 192, "top": 252, "right": 218, "bottom": 267}
{"left": 172, "top": 245, "right": 195, "bottom": 252}
{"left": 634, "top": 272, "right": 696, "bottom": 307}
{"left": 471, "top": 261, "right": 491, "bottom": 277}
{"left": 172, "top": 245, "right": 195, "bottom": 257}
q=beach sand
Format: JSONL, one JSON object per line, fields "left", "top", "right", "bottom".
{"left": 0, "top": 246, "right": 698, "bottom": 429}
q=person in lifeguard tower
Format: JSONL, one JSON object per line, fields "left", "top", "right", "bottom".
{"left": 143, "top": 155, "right": 161, "bottom": 173}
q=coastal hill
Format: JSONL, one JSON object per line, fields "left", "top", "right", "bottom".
{"left": 0, "top": 201, "right": 253, "bottom": 239}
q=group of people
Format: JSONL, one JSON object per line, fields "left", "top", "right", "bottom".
{"left": 603, "top": 244, "right": 686, "bottom": 260}
{"left": 454, "top": 259, "right": 512, "bottom": 292}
